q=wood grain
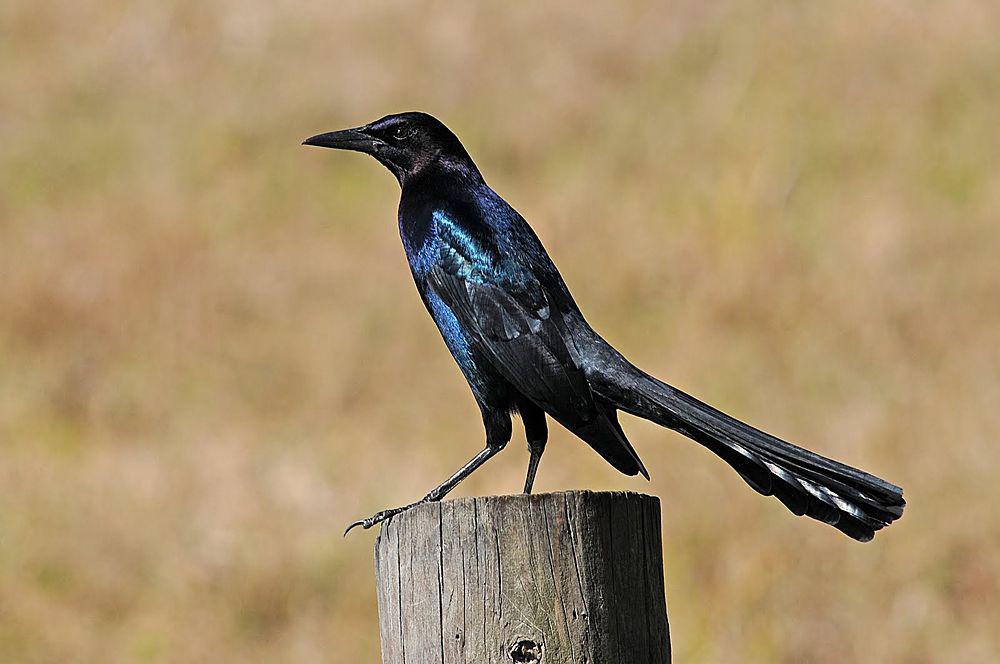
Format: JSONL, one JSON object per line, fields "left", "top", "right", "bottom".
{"left": 374, "top": 491, "right": 670, "bottom": 663}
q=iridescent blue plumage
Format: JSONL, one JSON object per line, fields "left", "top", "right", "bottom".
{"left": 414, "top": 212, "right": 500, "bottom": 399}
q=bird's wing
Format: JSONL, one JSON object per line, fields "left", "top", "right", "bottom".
{"left": 426, "top": 215, "right": 592, "bottom": 416}
{"left": 426, "top": 224, "right": 648, "bottom": 477}
{"left": 428, "top": 260, "right": 593, "bottom": 419}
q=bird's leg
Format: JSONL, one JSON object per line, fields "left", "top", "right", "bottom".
{"left": 523, "top": 451, "right": 542, "bottom": 494}
{"left": 521, "top": 405, "right": 548, "bottom": 495}
{"left": 344, "top": 446, "right": 501, "bottom": 534}
{"left": 345, "top": 412, "right": 512, "bottom": 535}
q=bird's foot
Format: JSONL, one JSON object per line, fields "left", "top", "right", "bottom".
{"left": 344, "top": 503, "right": 416, "bottom": 536}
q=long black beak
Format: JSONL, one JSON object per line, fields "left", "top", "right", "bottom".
{"left": 302, "top": 127, "right": 378, "bottom": 153}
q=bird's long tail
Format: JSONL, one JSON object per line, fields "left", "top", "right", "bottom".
{"left": 601, "top": 367, "right": 905, "bottom": 541}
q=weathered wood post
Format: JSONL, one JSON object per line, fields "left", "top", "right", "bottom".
{"left": 374, "top": 490, "right": 670, "bottom": 663}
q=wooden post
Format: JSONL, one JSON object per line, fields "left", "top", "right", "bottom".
{"left": 374, "top": 490, "right": 670, "bottom": 663}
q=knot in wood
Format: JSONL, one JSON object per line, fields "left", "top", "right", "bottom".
{"left": 509, "top": 638, "right": 543, "bottom": 663}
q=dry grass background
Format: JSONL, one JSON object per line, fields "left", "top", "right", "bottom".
{"left": 1, "top": 1, "right": 999, "bottom": 661}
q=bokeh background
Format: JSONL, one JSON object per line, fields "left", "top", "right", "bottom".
{"left": 2, "top": 1, "right": 999, "bottom": 661}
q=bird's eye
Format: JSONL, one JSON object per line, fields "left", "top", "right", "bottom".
{"left": 392, "top": 126, "right": 414, "bottom": 141}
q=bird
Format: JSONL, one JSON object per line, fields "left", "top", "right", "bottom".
{"left": 303, "top": 112, "right": 905, "bottom": 541}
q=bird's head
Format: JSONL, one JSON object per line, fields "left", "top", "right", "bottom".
{"left": 303, "top": 112, "right": 479, "bottom": 186}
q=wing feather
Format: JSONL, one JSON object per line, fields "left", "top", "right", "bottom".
{"left": 425, "top": 220, "right": 648, "bottom": 478}
{"left": 428, "top": 265, "right": 593, "bottom": 418}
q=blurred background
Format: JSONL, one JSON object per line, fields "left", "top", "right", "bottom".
{"left": 2, "top": 1, "right": 998, "bottom": 661}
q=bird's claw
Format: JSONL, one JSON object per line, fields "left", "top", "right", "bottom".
{"left": 343, "top": 506, "right": 409, "bottom": 536}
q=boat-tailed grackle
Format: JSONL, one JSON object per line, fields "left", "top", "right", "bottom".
{"left": 303, "top": 112, "right": 905, "bottom": 541}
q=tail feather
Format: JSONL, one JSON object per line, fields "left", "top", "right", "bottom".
{"left": 561, "top": 406, "right": 650, "bottom": 480}
{"left": 606, "top": 370, "right": 905, "bottom": 542}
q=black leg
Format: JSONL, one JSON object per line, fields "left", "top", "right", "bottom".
{"left": 523, "top": 451, "right": 542, "bottom": 494}
{"left": 520, "top": 404, "right": 548, "bottom": 494}
{"left": 345, "top": 408, "right": 512, "bottom": 534}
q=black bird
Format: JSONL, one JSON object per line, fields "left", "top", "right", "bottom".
{"left": 303, "top": 112, "right": 905, "bottom": 541}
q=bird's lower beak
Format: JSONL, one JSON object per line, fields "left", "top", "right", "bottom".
{"left": 302, "top": 127, "right": 378, "bottom": 153}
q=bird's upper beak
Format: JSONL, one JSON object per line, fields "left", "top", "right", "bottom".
{"left": 302, "top": 127, "right": 379, "bottom": 154}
